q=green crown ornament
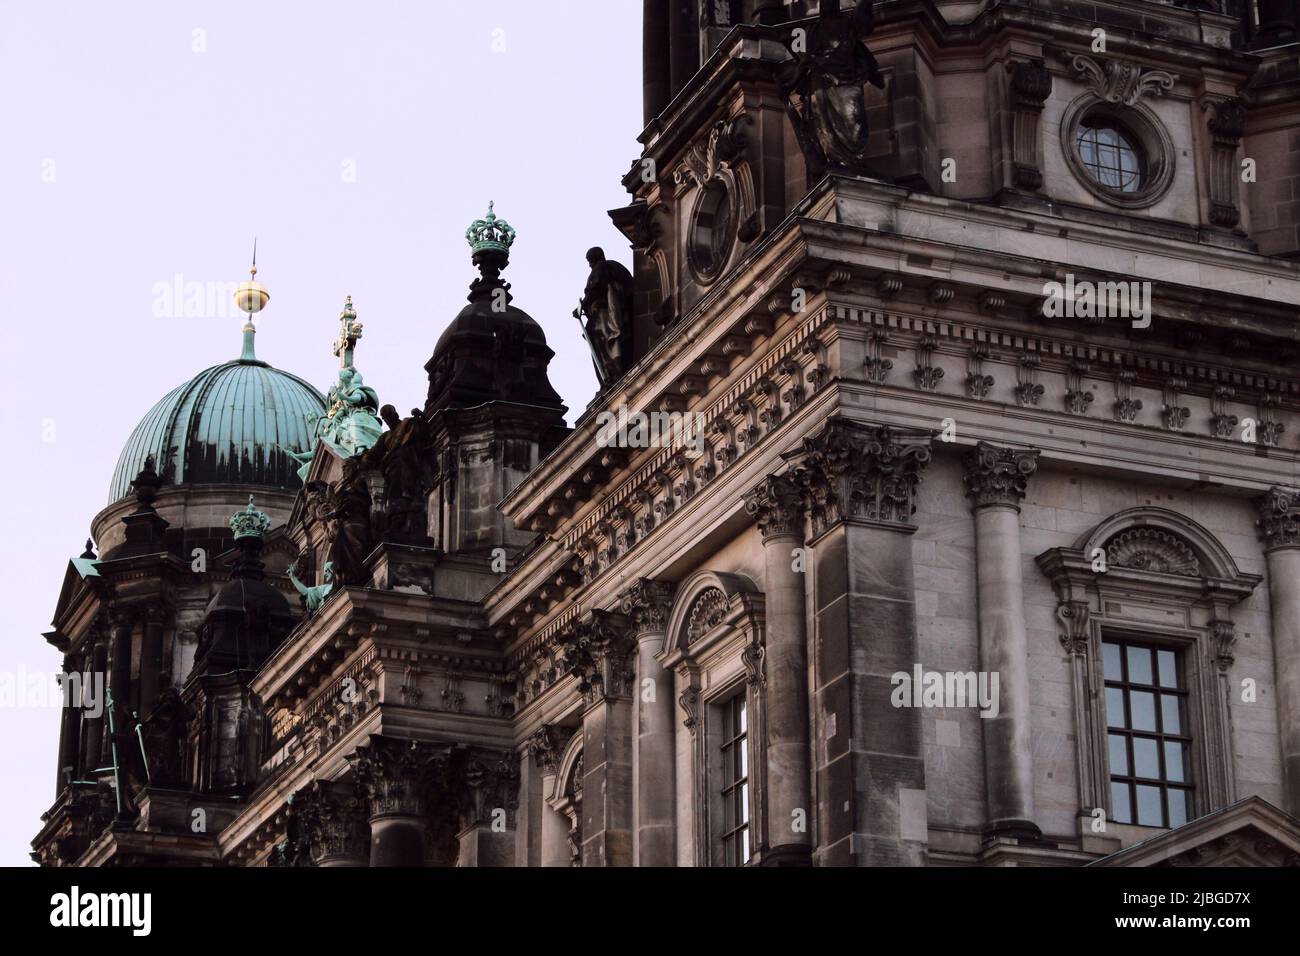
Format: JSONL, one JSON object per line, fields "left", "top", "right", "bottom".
{"left": 465, "top": 202, "right": 517, "bottom": 256}
{"left": 230, "top": 495, "right": 272, "bottom": 541}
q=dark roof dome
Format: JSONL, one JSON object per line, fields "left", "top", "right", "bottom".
{"left": 425, "top": 204, "right": 565, "bottom": 412}
{"left": 108, "top": 334, "right": 326, "bottom": 503}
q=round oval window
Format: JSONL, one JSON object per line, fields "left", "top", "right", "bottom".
{"left": 1076, "top": 118, "right": 1146, "bottom": 194}
{"left": 688, "top": 181, "right": 734, "bottom": 283}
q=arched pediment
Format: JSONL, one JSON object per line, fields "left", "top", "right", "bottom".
{"left": 662, "top": 570, "right": 762, "bottom": 658}
{"left": 1073, "top": 507, "right": 1247, "bottom": 582}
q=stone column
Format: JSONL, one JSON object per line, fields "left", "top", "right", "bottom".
{"left": 81, "top": 640, "right": 108, "bottom": 771}
{"left": 642, "top": 0, "right": 671, "bottom": 124}
{"left": 456, "top": 748, "right": 518, "bottom": 867}
{"left": 962, "top": 442, "right": 1041, "bottom": 840}
{"left": 564, "top": 611, "right": 635, "bottom": 867}
{"left": 107, "top": 608, "right": 134, "bottom": 721}
{"left": 138, "top": 605, "right": 166, "bottom": 719}
{"left": 299, "top": 781, "right": 369, "bottom": 867}
{"left": 787, "top": 419, "right": 933, "bottom": 866}
{"left": 620, "top": 579, "right": 677, "bottom": 866}
{"left": 55, "top": 659, "right": 81, "bottom": 792}
{"left": 743, "top": 474, "right": 811, "bottom": 865}
{"left": 1258, "top": 488, "right": 1300, "bottom": 815}
{"left": 347, "top": 735, "right": 443, "bottom": 867}
{"left": 526, "top": 727, "right": 570, "bottom": 867}
{"left": 667, "top": 0, "right": 698, "bottom": 98}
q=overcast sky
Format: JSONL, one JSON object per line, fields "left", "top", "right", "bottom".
{"left": 0, "top": 0, "right": 642, "bottom": 866}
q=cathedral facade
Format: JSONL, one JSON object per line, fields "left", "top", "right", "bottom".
{"left": 31, "top": 0, "right": 1300, "bottom": 867}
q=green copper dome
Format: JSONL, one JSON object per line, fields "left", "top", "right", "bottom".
{"left": 109, "top": 356, "right": 327, "bottom": 504}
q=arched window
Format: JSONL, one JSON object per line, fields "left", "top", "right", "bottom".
{"left": 547, "top": 733, "right": 584, "bottom": 867}
{"left": 1037, "top": 508, "right": 1262, "bottom": 838}
{"left": 661, "top": 571, "right": 766, "bottom": 865}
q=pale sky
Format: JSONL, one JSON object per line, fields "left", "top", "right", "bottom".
{"left": 0, "top": 0, "right": 642, "bottom": 866}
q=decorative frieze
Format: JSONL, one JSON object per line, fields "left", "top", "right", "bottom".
{"left": 1258, "top": 488, "right": 1300, "bottom": 552}
{"left": 962, "top": 442, "right": 1040, "bottom": 510}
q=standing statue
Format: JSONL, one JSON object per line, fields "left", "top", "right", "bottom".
{"left": 373, "top": 405, "right": 435, "bottom": 544}
{"left": 287, "top": 559, "right": 335, "bottom": 615}
{"left": 322, "top": 478, "right": 373, "bottom": 589}
{"left": 780, "top": 0, "right": 885, "bottom": 179}
{"left": 574, "top": 247, "right": 634, "bottom": 389}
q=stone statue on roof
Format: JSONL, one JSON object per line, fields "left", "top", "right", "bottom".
{"left": 575, "top": 247, "right": 634, "bottom": 389}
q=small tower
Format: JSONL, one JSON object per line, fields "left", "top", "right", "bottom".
{"left": 183, "top": 496, "right": 295, "bottom": 795}
{"left": 423, "top": 205, "right": 568, "bottom": 556}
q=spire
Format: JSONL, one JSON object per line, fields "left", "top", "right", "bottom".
{"left": 234, "top": 240, "right": 270, "bottom": 363}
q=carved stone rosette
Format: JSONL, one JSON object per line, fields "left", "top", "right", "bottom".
{"left": 788, "top": 418, "right": 932, "bottom": 538}
{"left": 962, "top": 442, "right": 1040, "bottom": 511}
{"left": 618, "top": 578, "right": 675, "bottom": 637}
{"left": 743, "top": 473, "right": 805, "bottom": 540}
{"left": 346, "top": 735, "right": 452, "bottom": 820}
{"left": 1258, "top": 487, "right": 1300, "bottom": 552}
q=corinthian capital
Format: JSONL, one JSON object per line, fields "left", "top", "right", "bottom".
{"left": 525, "top": 726, "right": 563, "bottom": 774}
{"left": 296, "top": 780, "right": 369, "bottom": 865}
{"left": 962, "top": 442, "right": 1040, "bottom": 510}
{"left": 346, "top": 735, "right": 453, "bottom": 820}
{"left": 744, "top": 474, "right": 805, "bottom": 540}
{"left": 460, "top": 747, "right": 520, "bottom": 831}
{"left": 559, "top": 611, "right": 635, "bottom": 704}
{"left": 619, "top": 579, "right": 676, "bottom": 637}
{"left": 786, "top": 418, "right": 932, "bottom": 536}
{"left": 1257, "top": 487, "right": 1300, "bottom": 552}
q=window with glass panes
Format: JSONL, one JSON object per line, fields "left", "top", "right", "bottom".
{"left": 1103, "top": 639, "right": 1193, "bottom": 828}
{"left": 719, "top": 694, "right": 751, "bottom": 865}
